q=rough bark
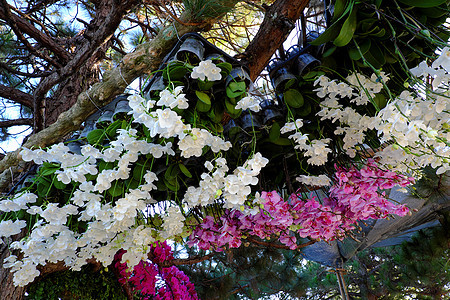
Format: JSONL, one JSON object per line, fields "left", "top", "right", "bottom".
{"left": 0, "top": 232, "right": 27, "bottom": 300}
{"left": 0, "top": 85, "right": 33, "bottom": 108}
{"left": 242, "top": 0, "right": 311, "bottom": 80}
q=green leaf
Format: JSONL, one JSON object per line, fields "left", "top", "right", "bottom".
{"left": 226, "top": 81, "right": 246, "bottom": 98}
{"left": 53, "top": 176, "right": 66, "bottom": 190}
{"left": 373, "top": 93, "right": 387, "bottom": 109}
{"left": 332, "top": 0, "right": 348, "bottom": 22}
{"left": 197, "top": 80, "right": 215, "bottom": 91}
{"left": 283, "top": 89, "right": 304, "bottom": 108}
{"left": 284, "top": 78, "right": 297, "bottom": 90}
{"left": 107, "top": 181, "right": 124, "bottom": 197}
{"left": 208, "top": 104, "right": 224, "bottom": 123}
{"left": 87, "top": 129, "right": 105, "bottom": 145}
{"left": 178, "top": 163, "right": 192, "bottom": 178}
{"left": 270, "top": 137, "right": 292, "bottom": 146}
{"left": 164, "top": 178, "right": 179, "bottom": 192}
{"left": 419, "top": 5, "right": 448, "bottom": 17}
{"left": 310, "top": 0, "right": 354, "bottom": 46}
{"left": 195, "top": 91, "right": 211, "bottom": 105}
{"left": 309, "top": 21, "right": 342, "bottom": 46}
{"left": 196, "top": 99, "right": 211, "bottom": 112}
{"left": 164, "top": 164, "right": 179, "bottom": 181}
{"left": 217, "top": 62, "right": 232, "bottom": 76}
{"left": 397, "top": 0, "right": 447, "bottom": 8}
{"left": 40, "top": 162, "right": 60, "bottom": 176}
{"left": 322, "top": 46, "right": 337, "bottom": 58}
{"left": 105, "top": 120, "right": 122, "bottom": 139}
{"left": 297, "top": 102, "right": 312, "bottom": 117}
{"left": 225, "top": 99, "right": 242, "bottom": 118}
{"left": 334, "top": 7, "right": 358, "bottom": 47}
{"left": 163, "top": 63, "right": 187, "bottom": 80}
{"left": 269, "top": 122, "right": 281, "bottom": 142}
{"left": 364, "top": 42, "right": 386, "bottom": 69}
{"left": 349, "top": 39, "right": 371, "bottom": 60}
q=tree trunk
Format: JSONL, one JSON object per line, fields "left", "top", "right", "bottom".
{"left": 0, "top": 233, "right": 26, "bottom": 300}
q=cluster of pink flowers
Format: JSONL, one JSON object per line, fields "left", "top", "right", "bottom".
{"left": 189, "top": 160, "right": 413, "bottom": 250}
{"left": 114, "top": 241, "right": 198, "bottom": 300}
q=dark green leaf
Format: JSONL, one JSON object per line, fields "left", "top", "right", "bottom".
{"left": 284, "top": 78, "right": 297, "bottom": 90}
{"left": 283, "top": 89, "right": 304, "bottom": 108}
{"left": 397, "top": 0, "right": 447, "bottom": 8}
{"left": 53, "top": 177, "right": 66, "bottom": 190}
{"left": 164, "top": 164, "right": 179, "bottom": 181}
{"left": 349, "top": 39, "right": 371, "bottom": 60}
{"left": 334, "top": 7, "right": 358, "bottom": 47}
{"left": 297, "top": 102, "right": 312, "bottom": 117}
{"left": 40, "top": 162, "right": 60, "bottom": 176}
{"left": 106, "top": 120, "right": 122, "bottom": 138}
{"left": 269, "top": 122, "right": 281, "bottom": 142}
{"left": 225, "top": 99, "right": 242, "bottom": 118}
{"left": 322, "top": 46, "right": 337, "bottom": 58}
{"left": 226, "top": 81, "right": 246, "bottom": 98}
{"left": 217, "top": 62, "right": 232, "bottom": 76}
{"left": 196, "top": 99, "right": 211, "bottom": 112}
{"left": 310, "top": 0, "right": 354, "bottom": 46}
{"left": 107, "top": 182, "right": 124, "bottom": 197}
{"left": 332, "top": 0, "right": 348, "bottom": 22}
{"left": 195, "top": 91, "right": 211, "bottom": 105}
{"left": 87, "top": 129, "right": 105, "bottom": 145}
{"left": 198, "top": 80, "right": 214, "bottom": 91}
{"left": 178, "top": 163, "right": 192, "bottom": 178}
{"left": 373, "top": 93, "right": 387, "bottom": 109}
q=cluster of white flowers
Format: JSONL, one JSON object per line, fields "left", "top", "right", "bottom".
{"left": 0, "top": 219, "right": 27, "bottom": 238}
{"left": 223, "top": 152, "right": 269, "bottom": 209}
{"left": 0, "top": 192, "right": 37, "bottom": 213}
{"left": 410, "top": 47, "right": 450, "bottom": 89}
{"left": 161, "top": 205, "right": 186, "bottom": 239}
{"left": 375, "top": 90, "right": 450, "bottom": 174}
{"left": 183, "top": 153, "right": 269, "bottom": 210}
{"left": 282, "top": 121, "right": 332, "bottom": 166}
{"left": 157, "top": 86, "right": 189, "bottom": 109}
{"left": 314, "top": 57, "right": 449, "bottom": 174}
{"left": 191, "top": 59, "right": 222, "bottom": 81}
{"left": 178, "top": 128, "right": 231, "bottom": 157}
{"left": 235, "top": 95, "right": 261, "bottom": 112}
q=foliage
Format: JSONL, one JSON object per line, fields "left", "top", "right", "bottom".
{"left": 25, "top": 264, "right": 126, "bottom": 300}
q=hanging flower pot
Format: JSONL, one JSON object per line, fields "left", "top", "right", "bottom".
{"left": 94, "top": 110, "right": 114, "bottom": 129}
{"left": 66, "top": 138, "right": 84, "bottom": 155}
{"left": 176, "top": 37, "right": 205, "bottom": 64}
{"left": 240, "top": 111, "right": 261, "bottom": 131}
{"left": 225, "top": 67, "right": 251, "bottom": 87}
{"left": 272, "top": 67, "right": 298, "bottom": 92}
{"left": 287, "top": 45, "right": 300, "bottom": 59}
{"left": 113, "top": 99, "right": 132, "bottom": 121}
{"left": 295, "top": 53, "right": 320, "bottom": 75}
{"left": 260, "top": 100, "right": 283, "bottom": 124}
{"left": 146, "top": 76, "right": 167, "bottom": 99}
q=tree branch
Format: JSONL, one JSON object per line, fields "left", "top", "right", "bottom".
{"left": 0, "top": 2, "right": 71, "bottom": 63}
{"left": 0, "top": 85, "right": 33, "bottom": 108}
{"left": 247, "top": 237, "right": 316, "bottom": 250}
{"left": 242, "top": 0, "right": 310, "bottom": 80}
{"left": 0, "top": 119, "right": 33, "bottom": 128}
